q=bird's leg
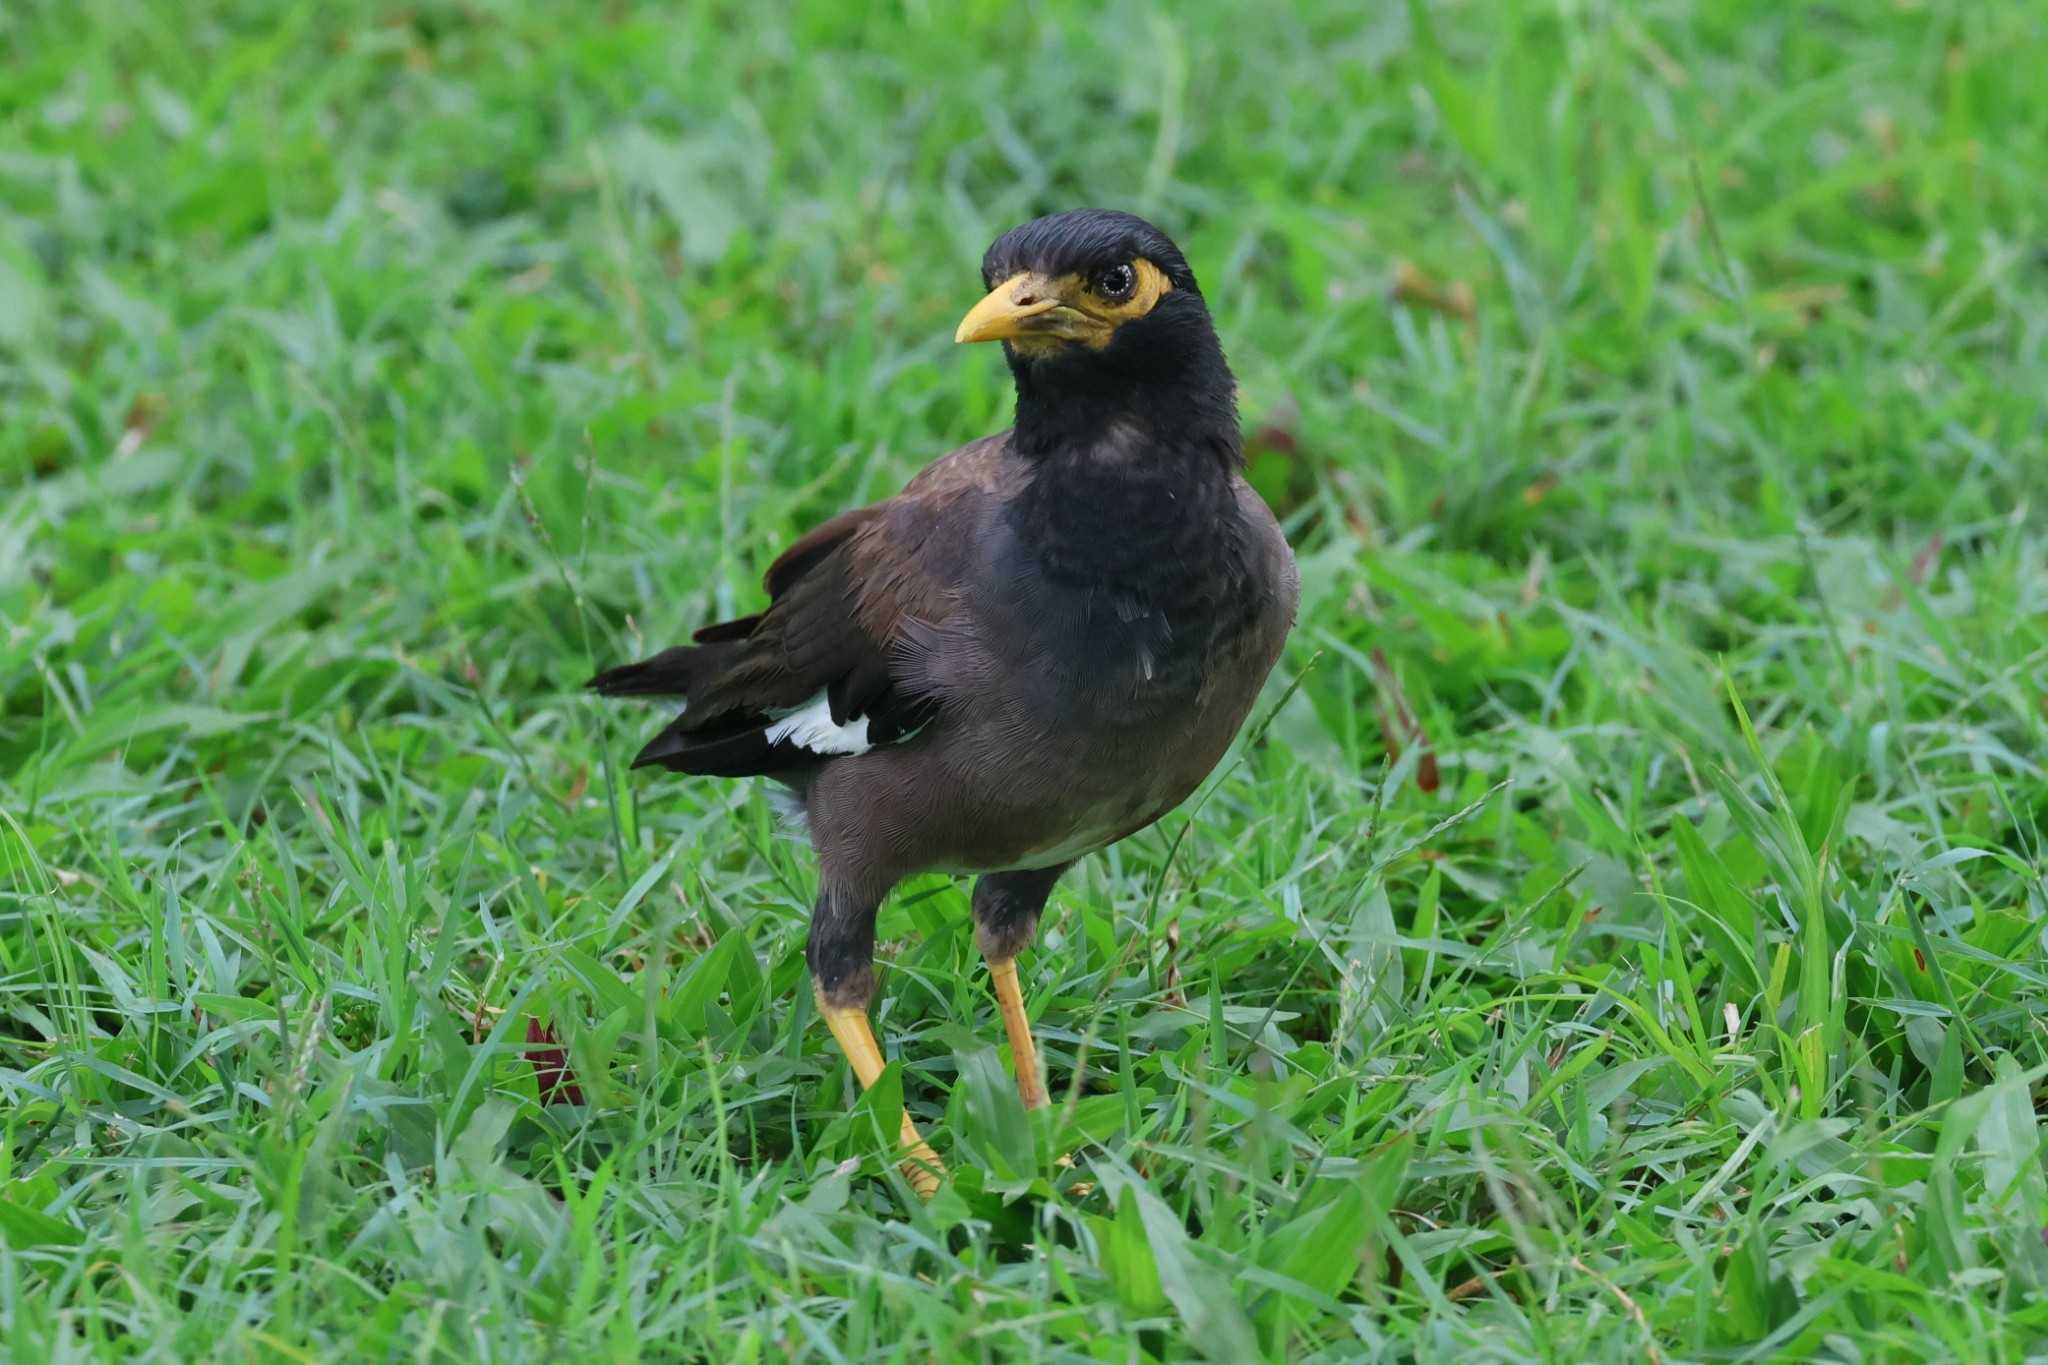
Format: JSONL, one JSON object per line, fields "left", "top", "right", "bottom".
{"left": 809, "top": 888, "right": 944, "bottom": 1197}
{"left": 988, "top": 958, "right": 1047, "bottom": 1110}
{"left": 972, "top": 865, "right": 1069, "bottom": 1111}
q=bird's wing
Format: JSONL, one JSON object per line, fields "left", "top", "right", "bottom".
{"left": 587, "top": 435, "right": 1009, "bottom": 775}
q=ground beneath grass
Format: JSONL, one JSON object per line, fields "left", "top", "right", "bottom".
{"left": 4, "top": 1, "right": 2046, "bottom": 1359}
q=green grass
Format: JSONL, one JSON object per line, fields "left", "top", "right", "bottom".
{"left": 4, "top": 0, "right": 2047, "bottom": 1358}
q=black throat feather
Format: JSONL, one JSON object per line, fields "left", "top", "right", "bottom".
{"left": 1006, "top": 283, "right": 1244, "bottom": 603}
{"left": 1005, "top": 347, "right": 1253, "bottom": 685}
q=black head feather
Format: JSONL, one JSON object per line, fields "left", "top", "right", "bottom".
{"left": 981, "top": 208, "right": 1202, "bottom": 295}
{"left": 978, "top": 209, "right": 1237, "bottom": 467}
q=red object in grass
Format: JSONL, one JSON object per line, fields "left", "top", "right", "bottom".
{"left": 525, "top": 1017, "right": 585, "bottom": 1106}
{"left": 1370, "top": 647, "right": 1441, "bottom": 794}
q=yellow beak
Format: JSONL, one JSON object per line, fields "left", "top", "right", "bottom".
{"left": 954, "top": 271, "right": 1066, "bottom": 344}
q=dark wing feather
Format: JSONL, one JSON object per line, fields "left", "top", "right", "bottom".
{"left": 587, "top": 437, "right": 1007, "bottom": 775}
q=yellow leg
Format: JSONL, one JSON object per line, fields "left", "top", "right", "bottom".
{"left": 989, "top": 958, "right": 1047, "bottom": 1110}
{"left": 817, "top": 994, "right": 944, "bottom": 1197}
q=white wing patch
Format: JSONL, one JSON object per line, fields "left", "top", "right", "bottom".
{"left": 764, "top": 691, "right": 872, "bottom": 756}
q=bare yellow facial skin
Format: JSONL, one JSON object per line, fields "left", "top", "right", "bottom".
{"left": 954, "top": 259, "right": 1174, "bottom": 354}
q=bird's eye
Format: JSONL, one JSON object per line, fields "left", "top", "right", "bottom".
{"left": 1092, "top": 263, "right": 1137, "bottom": 302}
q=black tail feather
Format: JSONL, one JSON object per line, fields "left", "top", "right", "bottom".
{"left": 585, "top": 646, "right": 702, "bottom": 698}
{"left": 692, "top": 614, "right": 762, "bottom": 644}
{"left": 591, "top": 629, "right": 824, "bottom": 779}
{"left": 630, "top": 715, "right": 811, "bottom": 777}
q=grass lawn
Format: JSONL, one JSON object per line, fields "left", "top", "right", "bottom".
{"left": 5, "top": 0, "right": 2047, "bottom": 1358}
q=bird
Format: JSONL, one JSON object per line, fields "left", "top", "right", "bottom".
{"left": 588, "top": 208, "right": 1298, "bottom": 1196}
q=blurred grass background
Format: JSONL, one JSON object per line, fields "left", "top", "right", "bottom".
{"left": 3, "top": 0, "right": 2046, "bottom": 1358}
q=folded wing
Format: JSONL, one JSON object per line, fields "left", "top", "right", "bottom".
{"left": 587, "top": 442, "right": 1002, "bottom": 776}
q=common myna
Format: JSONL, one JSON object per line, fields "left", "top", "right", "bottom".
{"left": 590, "top": 209, "right": 1298, "bottom": 1194}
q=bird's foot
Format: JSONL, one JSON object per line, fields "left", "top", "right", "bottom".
{"left": 897, "top": 1112, "right": 945, "bottom": 1198}
{"left": 817, "top": 989, "right": 947, "bottom": 1199}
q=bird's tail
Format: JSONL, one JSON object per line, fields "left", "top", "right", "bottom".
{"left": 586, "top": 636, "right": 814, "bottom": 777}
{"left": 584, "top": 645, "right": 703, "bottom": 698}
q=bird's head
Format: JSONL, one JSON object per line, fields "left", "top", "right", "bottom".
{"left": 956, "top": 209, "right": 1234, "bottom": 455}
{"left": 954, "top": 206, "right": 1212, "bottom": 374}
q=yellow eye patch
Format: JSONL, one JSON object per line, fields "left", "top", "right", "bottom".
{"left": 1080, "top": 258, "right": 1174, "bottom": 338}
